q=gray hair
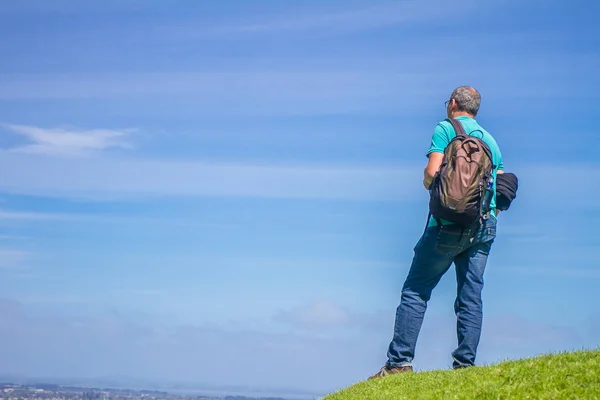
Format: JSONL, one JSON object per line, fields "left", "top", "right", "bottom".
{"left": 451, "top": 86, "right": 481, "bottom": 116}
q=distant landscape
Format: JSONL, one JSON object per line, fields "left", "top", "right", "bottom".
{"left": 0, "top": 382, "right": 315, "bottom": 400}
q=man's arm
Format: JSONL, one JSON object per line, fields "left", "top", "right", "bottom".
{"left": 423, "top": 152, "right": 444, "bottom": 189}
{"left": 424, "top": 122, "right": 450, "bottom": 189}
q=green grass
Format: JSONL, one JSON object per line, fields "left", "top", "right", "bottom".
{"left": 324, "top": 349, "right": 600, "bottom": 400}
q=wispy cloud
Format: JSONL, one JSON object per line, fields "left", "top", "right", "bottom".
{"left": 0, "top": 299, "right": 374, "bottom": 395}
{"left": 0, "top": 209, "right": 74, "bottom": 221}
{"left": 0, "top": 0, "right": 149, "bottom": 16}
{"left": 1, "top": 1, "right": 508, "bottom": 40}
{"left": 476, "top": 314, "right": 585, "bottom": 365}
{"left": 273, "top": 299, "right": 351, "bottom": 330}
{"left": 113, "top": 289, "right": 166, "bottom": 297}
{"left": 0, "top": 298, "right": 593, "bottom": 394}
{"left": 498, "top": 224, "right": 569, "bottom": 244}
{"left": 3, "top": 124, "right": 134, "bottom": 157}
{"left": 500, "top": 266, "right": 600, "bottom": 280}
{"left": 1, "top": 148, "right": 600, "bottom": 207}
{"left": 1, "top": 53, "right": 596, "bottom": 107}
{"left": 182, "top": 0, "right": 520, "bottom": 39}
{"left": 208, "top": 2, "right": 460, "bottom": 35}
{"left": 0, "top": 151, "right": 423, "bottom": 201}
{"left": 0, "top": 249, "right": 29, "bottom": 269}
{"left": 0, "top": 70, "right": 432, "bottom": 103}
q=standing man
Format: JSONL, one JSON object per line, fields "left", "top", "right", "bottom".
{"left": 370, "top": 86, "right": 504, "bottom": 378}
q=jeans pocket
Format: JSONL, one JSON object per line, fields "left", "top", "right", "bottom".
{"left": 434, "top": 226, "right": 463, "bottom": 256}
{"left": 478, "top": 221, "right": 497, "bottom": 243}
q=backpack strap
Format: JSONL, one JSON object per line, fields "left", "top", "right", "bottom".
{"left": 446, "top": 118, "right": 495, "bottom": 169}
{"left": 446, "top": 118, "right": 468, "bottom": 137}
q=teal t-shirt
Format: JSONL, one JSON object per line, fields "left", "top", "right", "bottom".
{"left": 426, "top": 116, "right": 504, "bottom": 227}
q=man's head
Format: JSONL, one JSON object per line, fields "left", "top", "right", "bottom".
{"left": 445, "top": 86, "right": 481, "bottom": 118}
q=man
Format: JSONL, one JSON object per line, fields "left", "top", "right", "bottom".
{"left": 370, "top": 86, "right": 504, "bottom": 378}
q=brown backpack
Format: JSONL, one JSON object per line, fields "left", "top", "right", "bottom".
{"left": 428, "top": 118, "right": 495, "bottom": 227}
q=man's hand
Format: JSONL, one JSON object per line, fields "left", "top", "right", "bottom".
{"left": 423, "top": 176, "right": 433, "bottom": 190}
{"left": 423, "top": 152, "right": 444, "bottom": 189}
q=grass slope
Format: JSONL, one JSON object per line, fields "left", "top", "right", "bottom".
{"left": 324, "top": 349, "right": 600, "bottom": 400}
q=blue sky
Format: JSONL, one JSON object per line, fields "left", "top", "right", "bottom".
{"left": 0, "top": 0, "right": 599, "bottom": 397}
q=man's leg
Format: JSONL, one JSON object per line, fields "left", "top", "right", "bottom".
{"left": 451, "top": 219, "right": 497, "bottom": 368}
{"left": 386, "top": 226, "right": 460, "bottom": 368}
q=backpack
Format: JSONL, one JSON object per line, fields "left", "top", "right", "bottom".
{"left": 428, "top": 118, "right": 495, "bottom": 227}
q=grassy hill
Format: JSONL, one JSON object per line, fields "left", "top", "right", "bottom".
{"left": 323, "top": 349, "right": 600, "bottom": 400}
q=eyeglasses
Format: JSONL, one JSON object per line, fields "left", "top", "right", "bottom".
{"left": 444, "top": 99, "right": 451, "bottom": 108}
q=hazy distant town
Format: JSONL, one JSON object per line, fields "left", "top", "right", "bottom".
{"left": 0, "top": 384, "right": 297, "bottom": 400}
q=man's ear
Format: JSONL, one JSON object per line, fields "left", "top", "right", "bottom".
{"left": 450, "top": 98, "right": 458, "bottom": 112}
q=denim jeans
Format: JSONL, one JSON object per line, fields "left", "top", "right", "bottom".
{"left": 386, "top": 217, "right": 497, "bottom": 369}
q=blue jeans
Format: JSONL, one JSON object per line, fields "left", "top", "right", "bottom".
{"left": 386, "top": 217, "right": 497, "bottom": 369}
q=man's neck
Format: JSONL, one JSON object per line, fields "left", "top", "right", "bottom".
{"left": 450, "top": 111, "right": 474, "bottom": 119}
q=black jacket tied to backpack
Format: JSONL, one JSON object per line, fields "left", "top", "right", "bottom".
{"left": 496, "top": 172, "right": 518, "bottom": 211}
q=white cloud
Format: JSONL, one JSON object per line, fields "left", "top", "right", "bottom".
{"left": 113, "top": 289, "right": 166, "bottom": 297}
{"left": 0, "top": 0, "right": 148, "bottom": 16}
{"left": 0, "top": 151, "right": 424, "bottom": 200}
{"left": 180, "top": 0, "right": 521, "bottom": 39}
{"left": 498, "top": 266, "right": 600, "bottom": 280}
{"left": 476, "top": 314, "right": 585, "bottom": 365}
{"left": 208, "top": 2, "right": 459, "bottom": 35}
{"left": 0, "top": 139, "right": 599, "bottom": 208}
{"left": 0, "top": 249, "right": 29, "bottom": 269}
{"left": 1, "top": 147, "right": 600, "bottom": 209}
{"left": 0, "top": 209, "right": 76, "bottom": 221}
{"left": 3, "top": 124, "right": 133, "bottom": 157}
{"left": 0, "top": 70, "right": 432, "bottom": 103}
{"left": 0, "top": 53, "right": 596, "bottom": 107}
{"left": 274, "top": 299, "right": 351, "bottom": 329}
{"left": 0, "top": 299, "right": 375, "bottom": 396}
{"left": 0, "top": 298, "right": 593, "bottom": 395}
